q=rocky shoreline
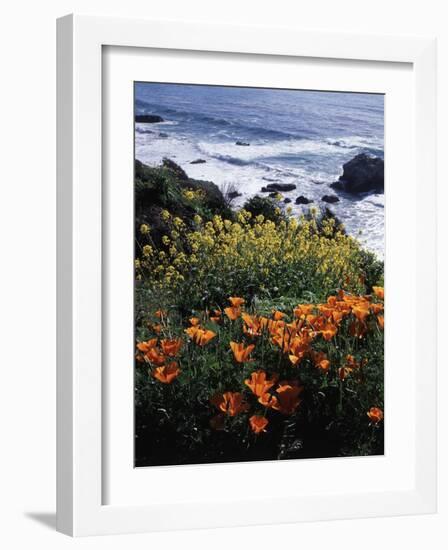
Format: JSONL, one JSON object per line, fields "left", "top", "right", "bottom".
{"left": 136, "top": 113, "right": 384, "bottom": 206}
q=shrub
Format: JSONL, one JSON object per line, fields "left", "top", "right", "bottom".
{"left": 135, "top": 209, "right": 378, "bottom": 312}
{"left": 243, "top": 195, "right": 284, "bottom": 224}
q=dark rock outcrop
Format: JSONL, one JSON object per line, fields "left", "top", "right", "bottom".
{"left": 283, "top": 198, "right": 292, "bottom": 204}
{"left": 161, "top": 158, "right": 189, "bottom": 181}
{"left": 261, "top": 183, "right": 297, "bottom": 193}
{"left": 321, "top": 195, "right": 340, "bottom": 204}
{"left": 332, "top": 153, "right": 384, "bottom": 193}
{"left": 295, "top": 195, "right": 312, "bottom": 205}
{"left": 135, "top": 114, "right": 164, "bottom": 123}
{"left": 135, "top": 158, "right": 230, "bottom": 247}
{"left": 228, "top": 190, "right": 242, "bottom": 199}
{"left": 190, "top": 159, "right": 207, "bottom": 164}
{"left": 235, "top": 141, "right": 250, "bottom": 146}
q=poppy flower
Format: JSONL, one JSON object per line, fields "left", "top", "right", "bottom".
{"left": 272, "top": 382, "right": 303, "bottom": 415}
{"left": 189, "top": 317, "right": 201, "bottom": 326}
{"left": 370, "top": 303, "right": 384, "bottom": 315}
{"left": 185, "top": 325, "right": 199, "bottom": 339}
{"left": 338, "top": 366, "right": 352, "bottom": 380}
{"left": 229, "top": 296, "right": 245, "bottom": 307}
{"left": 318, "top": 305, "right": 334, "bottom": 318}
{"left": 345, "top": 354, "right": 358, "bottom": 367}
{"left": 320, "top": 323, "right": 338, "bottom": 341}
{"left": 367, "top": 407, "right": 384, "bottom": 423}
{"left": 152, "top": 362, "right": 180, "bottom": 384}
{"left": 136, "top": 338, "right": 158, "bottom": 353}
{"left": 211, "top": 392, "right": 249, "bottom": 416}
{"left": 154, "top": 309, "right": 167, "bottom": 319}
{"left": 288, "top": 333, "right": 312, "bottom": 364}
{"left": 224, "top": 306, "right": 241, "bottom": 320}
{"left": 230, "top": 341, "right": 255, "bottom": 363}
{"left": 372, "top": 286, "right": 384, "bottom": 300}
{"left": 352, "top": 306, "right": 370, "bottom": 323}
{"left": 196, "top": 328, "right": 217, "bottom": 346}
{"left": 245, "top": 370, "right": 277, "bottom": 397}
{"left": 185, "top": 326, "right": 216, "bottom": 346}
{"left": 145, "top": 348, "right": 166, "bottom": 366}
{"left": 311, "top": 351, "right": 330, "bottom": 372}
{"left": 293, "top": 304, "right": 315, "bottom": 318}
{"left": 242, "top": 313, "right": 263, "bottom": 337}
{"left": 331, "top": 310, "right": 345, "bottom": 324}
{"left": 258, "top": 392, "right": 279, "bottom": 409}
{"left": 160, "top": 338, "right": 182, "bottom": 357}
{"left": 377, "top": 315, "right": 384, "bottom": 330}
{"left": 249, "top": 415, "right": 268, "bottom": 434}
{"left": 272, "top": 310, "right": 285, "bottom": 321}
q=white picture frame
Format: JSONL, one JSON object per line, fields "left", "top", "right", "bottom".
{"left": 56, "top": 14, "right": 437, "bottom": 536}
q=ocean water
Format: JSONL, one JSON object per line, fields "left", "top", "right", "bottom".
{"left": 135, "top": 83, "right": 384, "bottom": 258}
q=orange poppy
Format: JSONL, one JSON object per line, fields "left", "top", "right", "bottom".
{"left": 185, "top": 326, "right": 216, "bottom": 346}
{"left": 352, "top": 306, "right": 370, "bottom": 323}
{"left": 185, "top": 325, "right": 199, "bottom": 339}
{"left": 345, "top": 354, "right": 358, "bottom": 368}
{"left": 320, "top": 323, "right": 338, "bottom": 341}
{"left": 211, "top": 392, "right": 249, "bottom": 416}
{"left": 136, "top": 338, "right": 158, "bottom": 353}
{"left": 261, "top": 318, "right": 285, "bottom": 336}
{"left": 272, "top": 310, "right": 285, "bottom": 321}
{"left": 317, "top": 304, "right": 334, "bottom": 318}
{"left": 370, "top": 303, "right": 384, "bottom": 315}
{"left": 152, "top": 362, "right": 180, "bottom": 384}
{"left": 195, "top": 328, "right": 217, "bottom": 346}
{"left": 160, "top": 338, "right": 182, "bottom": 357}
{"left": 242, "top": 313, "right": 263, "bottom": 337}
{"left": 145, "top": 348, "right": 166, "bottom": 366}
{"left": 338, "top": 367, "right": 352, "bottom": 381}
{"left": 224, "top": 306, "right": 241, "bottom": 320}
{"left": 229, "top": 296, "right": 245, "bottom": 308}
{"left": 367, "top": 407, "right": 384, "bottom": 423}
{"left": 331, "top": 310, "right": 345, "bottom": 324}
{"left": 311, "top": 351, "right": 330, "bottom": 372}
{"left": 372, "top": 286, "right": 384, "bottom": 300}
{"left": 288, "top": 333, "right": 313, "bottom": 363}
{"left": 249, "top": 415, "right": 269, "bottom": 434}
{"left": 377, "top": 315, "right": 384, "bottom": 330}
{"left": 293, "top": 304, "right": 315, "bottom": 318}
{"left": 189, "top": 317, "right": 201, "bottom": 326}
{"left": 272, "top": 382, "right": 303, "bottom": 415}
{"left": 258, "top": 392, "right": 279, "bottom": 409}
{"left": 154, "top": 309, "right": 167, "bottom": 319}
{"left": 230, "top": 341, "right": 255, "bottom": 363}
{"left": 245, "top": 370, "right": 277, "bottom": 397}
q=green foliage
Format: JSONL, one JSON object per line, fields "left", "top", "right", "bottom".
{"left": 243, "top": 195, "right": 285, "bottom": 224}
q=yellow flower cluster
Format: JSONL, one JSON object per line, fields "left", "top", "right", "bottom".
{"left": 138, "top": 210, "right": 366, "bottom": 295}
{"left": 182, "top": 188, "right": 206, "bottom": 202}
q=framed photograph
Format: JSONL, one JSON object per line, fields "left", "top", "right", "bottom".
{"left": 57, "top": 15, "right": 437, "bottom": 536}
